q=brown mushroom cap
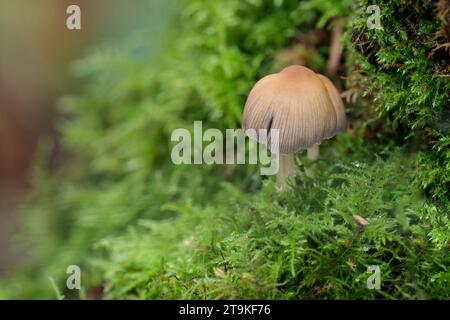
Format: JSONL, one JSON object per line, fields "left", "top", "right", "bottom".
{"left": 316, "top": 74, "right": 347, "bottom": 133}
{"left": 242, "top": 65, "right": 337, "bottom": 154}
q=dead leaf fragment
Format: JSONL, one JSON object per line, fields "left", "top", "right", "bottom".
{"left": 346, "top": 260, "right": 356, "bottom": 270}
{"left": 353, "top": 214, "right": 370, "bottom": 227}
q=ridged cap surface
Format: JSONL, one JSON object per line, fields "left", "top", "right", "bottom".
{"left": 316, "top": 73, "right": 347, "bottom": 134}
{"left": 243, "top": 65, "right": 337, "bottom": 154}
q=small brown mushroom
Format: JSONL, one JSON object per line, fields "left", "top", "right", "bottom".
{"left": 307, "top": 73, "right": 347, "bottom": 161}
{"left": 242, "top": 65, "right": 339, "bottom": 188}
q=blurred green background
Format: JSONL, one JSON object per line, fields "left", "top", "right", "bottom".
{"left": 0, "top": 0, "right": 178, "bottom": 275}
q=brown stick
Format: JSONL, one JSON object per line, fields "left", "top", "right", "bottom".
{"left": 327, "top": 18, "right": 343, "bottom": 77}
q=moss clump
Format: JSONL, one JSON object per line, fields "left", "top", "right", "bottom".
{"left": 98, "top": 151, "right": 450, "bottom": 299}
{"left": 348, "top": 0, "right": 450, "bottom": 202}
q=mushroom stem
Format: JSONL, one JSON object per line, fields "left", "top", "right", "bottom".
{"left": 276, "top": 153, "right": 295, "bottom": 189}
{"left": 307, "top": 144, "right": 320, "bottom": 161}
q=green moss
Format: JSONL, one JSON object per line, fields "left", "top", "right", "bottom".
{"left": 348, "top": 0, "right": 450, "bottom": 201}
{"left": 98, "top": 151, "right": 450, "bottom": 299}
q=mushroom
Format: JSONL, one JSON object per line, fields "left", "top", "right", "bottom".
{"left": 242, "top": 65, "right": 341, "bottom": 189}
{"left": 307, "top": 73, "right": 347, "bottom": 160}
